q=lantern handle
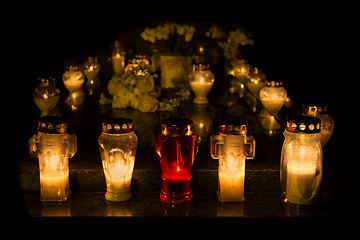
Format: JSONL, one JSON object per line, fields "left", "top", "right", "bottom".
{"left": 244, "top": 135, "right": 256, "bottom": 159}
{"left": 210, "top": 134, "right": 223, "bottom": 159}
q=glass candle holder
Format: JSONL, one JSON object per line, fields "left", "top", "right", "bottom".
{"left": 210, "top": 120, "right": 255, "bottom": 202}
{"left": 98, "top": 118, "right": 138, "bottom": 201}
{"left": 29, "top": 116, "right": 77, "bottom": 202}
{"left": 155, "top": 118, "right": 199, "bottom": 204}
{"left": 112, "top": 40, "right": 125, "bottom": 76}
{"left": 83, "top": 57, "right": 101, "bottom": 95}
{"left": 280, "top": 116, "right": 323, "bottom": 206}
{"left": 32, "top": 77, "right": 60, "bottom": 116}
{"left": 189, "top": 64, "right": 214, "bottom": 104}
{"left": 63, "top": 65, "right": 85, "bottom": 107}
{"left": 232, "top": 59, "right": 251, "bottom": 80}
{"left": 259, "top": 80, "right": 287, "bottom": 115}
{"left": 302, "top": 103, "right": 334, "bottom": 147}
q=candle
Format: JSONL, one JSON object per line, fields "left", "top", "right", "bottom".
{"left": 112, "top": 53, "right": 125, "bottom": 76}
{"left": 211, "top": 120, "right": 256, "bottom": 202}
{"left": 260, "top": 80, "right": 287, "bottom": 115}
{"left": 104, "top": 152, "right": 134, "bottom": 192}
{"left": 218, "top": 153, "right": 246, "bottom": 202}
{"left": 29, "top": 116, "right": 77, "bottom": 202}
{"left": 189, "top": 64, "right": 214, "bottom": 104}
{"left": 280, "top": 116, "right": 323, "bottom": 206}
{"left": 284, "top": 146, "right": 321, "bottom": 205}
{"left": 98, "top": 118, "right": 138, "bottom": 202}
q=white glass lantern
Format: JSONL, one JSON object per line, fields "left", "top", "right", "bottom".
{"left": 98, "top": 118, "right": 138, "bottom": 201}
{"left": 280, "top": 116, "right": 323, "bottom": 206}
{"left": 260, "top": 80, "right": 287, "bottom": 115}
{"left": 302, "top": 103, "right": 334, "bottom": 147}
{"left": 29, "top": 116, "right": 77, "bottom": 202}
{"left": 32, "top": 77, "right": 60, "bottom": 116}
{"left": 63, "top": 65, "right": 85, "bottom": 108}
{"left": 232, "top": 59, "right": 251, "bottom": 79}
{"left": 189, "top": 64, "right": 214, "bottom": 104}
{"left": 210, "top": 120, "right": 256, "bottom": 202}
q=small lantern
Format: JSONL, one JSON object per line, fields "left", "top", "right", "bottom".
{"left": 302, "top": 103, "right": 334, "bottom": 147}
{"left": 83, "top": 57, "right": 101, "bottom": 95}
{"left": 246, "top": 69, "right": 266, "bottom": 99}
{"left": 259, "top": 80, "right": 287, "bottom": 115}
{"left": 32, "top": 77, "right": 60, "bottom": 116}
{"left": 280, "top": 116, "right": 323, "bottom": 206}
{"left": 112, "top": 40, "right": 125, "bottom": 76}
{"left": 63, "top": 65, "right": 85, "bottom": 107}
{"left": 29, "top": 116, "right": 77, "bottom": 202}
{"left": 232, "top": 59, "right": 251, "bottom": 79}
{"left": 155, "top": 118, "right": 199, "bottom": 204}
{"left": 189, "top": 64, "right": 214, "bottom": 104}
{"left": 98, "top": 118, "right": 138, "bottom": 202}
{"left": 210, "top": 120, "right": 255, "bottom": 202}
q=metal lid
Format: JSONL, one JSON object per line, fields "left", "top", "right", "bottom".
{"left": 286, "top": 116, "right": 321, "bottom": 134}
{"left": 102, "top": 118, "right": 133, "bottom": 134}
{"left": 38, "top": 116, "right": 68, "bottom": 134}
{"left": 265, "top": 80, "right": 283, "bottom": 87}
{"left": 302, "top": 103, "right": 329, "bottom": 116}
{"left": 219, "top": 120, "right": 248, "bottom": 135}
{"left": 193, "top": 64, "right": 210, "bottom": 71}
{"left": 161, "top": 118, "right": 194, "bottom": 136}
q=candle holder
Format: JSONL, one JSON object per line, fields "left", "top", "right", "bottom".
{"left": 83, "top": 57, "right": 101, "bottom": 95}
{"left": 63, "top": 65, "right": 85, "bottom": 108}
{"left": 280, "top": 116, "right": 323, "bottom": 206}
{"left": 112, "top": 40, "right": 125, "bottom": 76}
{"left": 302, "top": 103, "right": 334, "bottom": 147}
{"left": 29, "top": 116, "right": 77, "bottom": 202}
{"left": 189, "top": 64, "right": 214, "bottom": 104}
{"left": 210, "top": 120, "right": 255, "bottom": 202}
{"left": 155, "top": 118, "right": 199, "bottom": 204}
{"left": 32, "top": 77, "right": 60, "bottom": 116}
{"left": 259, "top": 80, "right": 287, "bottom": 116}
{"left": 98, "top": 118, "right": 138, "bottom": 201}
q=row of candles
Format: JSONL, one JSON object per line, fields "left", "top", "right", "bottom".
{"left": 29, "top": 104, "right": 333, "bottom": 206}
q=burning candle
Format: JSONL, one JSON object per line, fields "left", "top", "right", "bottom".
{"left": 155, "top": 118, "right": 198, "bottom": 204}
{"left": 210, "top": 120, "right": 256, "bottom": 202}
{"left": 112, "top": 41, "right": 125, "bottom": 76}
{"left": 29, "top": 116, "right": 77, "bottom": 202}
{"left": 189, "top": 64, "right": 214, "bottom": 104}
{"left": 280, "top": 116, "right": 323, "bottom": 206}
{"left": 260, "top": 80, "right": 287, "bottom": 115}
{"left": 98, "top": 118, "right": 138, "bottom": 201}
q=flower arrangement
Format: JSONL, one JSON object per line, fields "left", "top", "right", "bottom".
{"left": 141, "top": 23, "right": 196, "bottom": 55}
{"left": 100, "top": 62, "right": 190, "bottom": 112}
{"left": 206, "top": 25, "right": 254, "bottom": 59}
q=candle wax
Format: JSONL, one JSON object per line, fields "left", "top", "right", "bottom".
{"left": 112, "top": 54, "right": 125, "bottom": 75}
{"left": 40, "top": 172, "right": 69, "bottom": 202}
{"left": 285, "top": 146, "right": 321, "bottom": 205}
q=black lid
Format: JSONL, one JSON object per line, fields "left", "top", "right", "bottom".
{"left": 286, "top": 116, "right": 321, "bottom": 134}
{"left": 161, "top": 118, "right": 194, "bottom": 136}
{"left": 219, "top": 120, "right": 248, "bottom": 135}
{"left": 265, "top": 80, "right": 283, "bottom": 87}
{"left": 102, "top": 118, "right": 133, "bottom": 134}
{"left": 302, "top": 103, "right": 329, "bottom": 115}
{"left": 38, "top": 116, "right": 68, "bottom": 134}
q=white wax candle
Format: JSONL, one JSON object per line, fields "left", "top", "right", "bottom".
{"left": 40, "top": 172, "right": 69, "bottom": 201}
{"left": 285, "top": 147, "right": 320, "bottom": 205}
{"left": 261, "top": 98, "right": 286, "bottom": 115}
{"left": 190, "top": 81, "right": 213, "bottom": 104}
{"left": 218, "top": 153, "right": 245, "bottom": 202}
{"left": 103, "top": 152, "right": 134, "bottom": 201}
{"left": 39, "top": 154, "right": 69, "bottom": 202}
{"left": 112, "top": 53, "right": 125, "bottom": 75}
{"left": 64, "top": 78, "right": 84, "bottom": 93}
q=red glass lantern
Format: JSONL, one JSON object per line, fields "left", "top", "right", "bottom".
{"left": 155, "top": 118, "right": 199, "bottom": 204}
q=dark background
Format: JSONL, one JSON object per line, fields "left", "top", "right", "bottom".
{"left": 11, "top": 3, "right": 345, "bottom": 223}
